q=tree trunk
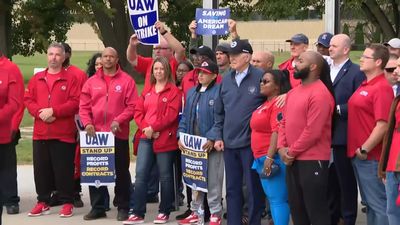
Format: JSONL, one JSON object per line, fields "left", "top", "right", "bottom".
{"left": 0, "top": 0, "right": 11, "bottom": 58}
{"left": 363, "top": 0, "right": 396, "bottom": 40}
{"left": 391, "top": 0, "right": 399, "bottom": 36}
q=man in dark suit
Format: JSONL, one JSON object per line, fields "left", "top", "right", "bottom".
{"left": 329, "top": 34, "right": 365, "bottom": 225}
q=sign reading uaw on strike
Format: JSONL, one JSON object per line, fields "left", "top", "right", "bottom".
{"left": 179, "top": 132, "right": 208, "bottom": 192}
{"left": 195, "top": 8, "right": 230, "bottom": 36}
{"left": 127, "top": 0, "right": 159, "bottom": 45}
{"left": 80, "top": 132, "right": 115, "bottom": 186}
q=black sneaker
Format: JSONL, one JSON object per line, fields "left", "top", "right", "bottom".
{"left": 117, "top": 209, "right": 129, "bottom": 221}
{"left": 83, "top": 210, "right": 107, "bottom": 220}
{"left": 175, "top": 209, "right": 192, "bottom": 220}
{"left": 6, "top": 205, "right": 19, "bottom": 214}
{"left": 73, "top": 194, "right": 84, "bottom": 208}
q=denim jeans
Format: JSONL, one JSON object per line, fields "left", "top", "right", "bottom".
{"left": 352, "top": 158, "right": 389, "bottom": 225}
{"left": 130, "top": 139, "right": 176, "bottom": 218}
{"left": 252, "top": 155, "right": 290, "bottom": 225}
{"left": 385, "top": 171, "right": 400, "bottom": 225}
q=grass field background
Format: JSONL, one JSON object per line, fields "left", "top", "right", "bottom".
{"left": 13, "top": 51, "right": 363, "bottom": 164}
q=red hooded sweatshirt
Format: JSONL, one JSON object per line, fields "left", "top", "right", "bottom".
{"left": 79, "top": 67, "right": 138, "bottom": 140}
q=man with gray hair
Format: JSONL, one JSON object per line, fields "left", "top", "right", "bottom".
{"left": 24, "top": 43, "right": 80, "bottom": 218}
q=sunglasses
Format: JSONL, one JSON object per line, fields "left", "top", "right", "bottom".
{"left": 260, "top": 78, "right": 270, "bottom": 85}
{"left": 385, "top": 67, "right": 396, "bottom": 73}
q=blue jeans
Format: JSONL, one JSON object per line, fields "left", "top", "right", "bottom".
{"left": 352, "top": 158, "right": 388, "bottom": 225}
{"left": 130, "top": 139, "right": 176, "bottom": 217}
{"left": 252, "top": 155, "right": 290, "bottom": 225}
{"left": 385, "top": 172, "right": 400, "bottom": 225}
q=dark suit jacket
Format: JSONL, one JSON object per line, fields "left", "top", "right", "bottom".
{"left": 332, "top": 59, "right": 366, "bottom": 146}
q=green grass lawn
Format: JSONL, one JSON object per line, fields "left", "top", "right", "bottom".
{"left": 14, "top": 50, "right": 363, "bottom": 164}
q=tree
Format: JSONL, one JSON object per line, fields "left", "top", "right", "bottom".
{"left": 0, "top": 0, "right": 14, "bottom": 58}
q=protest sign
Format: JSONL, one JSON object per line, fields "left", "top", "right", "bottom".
{"left": 179, "top": 132, "right": 208, "bottom": 192}
{"left": 195, "top": 8, "right": 230, "bottom": 36}
{"left": 127, "top": 0, "right": 160, "bottom": 45}
{"left": 80, "top": 132, "right": 115, "bottom": 186}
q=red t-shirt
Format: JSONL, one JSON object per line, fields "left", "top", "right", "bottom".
{"left": 277, "top": 80, "right": 334, "bottom": 160}
{"left": 250, "top": 98, "right": 282, "bottom": 158}
{"left": 135, "top": 56, "right": 178, "bottom": 94}
{"left": 141, "top": 86, "right": 160, "bottom": 138}
{"left": 347, "top": 74, "right": 394, "bottom": 160}
{"left": 46, "top": 71, "right": 61, "bottom": 91}
{"left": 387, "top": 103, "right": 400, "bottom": 171}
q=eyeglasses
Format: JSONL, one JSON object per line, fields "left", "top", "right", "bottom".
{"left": 385, "top": 67, "right": 396, "bottom": 73}
{"left": 260, "top": 78, "right": 270, "bottom": 85}
{"left": 361, "top": 55, "right": 375, "bottom": 60}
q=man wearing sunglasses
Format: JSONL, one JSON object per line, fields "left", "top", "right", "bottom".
{"left": 384, "top": 54, "right": 399, "bottom": 96}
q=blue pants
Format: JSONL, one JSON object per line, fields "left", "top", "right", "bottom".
{"left": 252, "top": 156, "right": 290, "bottom": 225}
{"left": 352, "top": 158, "right": 388, "bottom": 225}
{"left": 224, "top": 147, "right": 264, "bottom": 225}
{"left": 385, "top": 172, "right": 400, "bottom": 225}
{"left": 130, "top": 139, "right": 176, "bottom": 218}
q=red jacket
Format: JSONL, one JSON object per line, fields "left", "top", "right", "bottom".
{"left": 24, "top": 68, "right": 80, "bottom": 143}
{"left": 134, "top": 82, "right": 182, "bottom": 153}
{"left": 0, "top": 56, "right": 24, "bottom": 136}
{"left": 278, "top": 57, "right": 301, "bottom": 88}
{"left": 79, "top": 67, "right": 138, "bottom": 140}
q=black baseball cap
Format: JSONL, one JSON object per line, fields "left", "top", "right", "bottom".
{"left": 195, "top": 60, "right": 219, "bottom": 75}
{"left": 190, "top": 45, "right": 216, "bottom": 63}
{"left": 228, "top": 39, "right": 253, "bottom": 55}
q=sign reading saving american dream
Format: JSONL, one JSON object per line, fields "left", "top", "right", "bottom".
{"left": 195, "top": 8, "right": 230, "bottom": 36}
{"left": 179, "top": 132, "right": 208, "bottom": 192}
{"left": 127, "top": 0, "right": 160, "bottom": 45}
{"left": 80, "top": 132, "right": 115, "bottom": 186}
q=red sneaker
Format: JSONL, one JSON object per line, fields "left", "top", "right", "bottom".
{"left": 123, "top": 214, "right": 144, "bottom": 224}
{"left": 28, "top": 202, "right": 50, "bottom": 217}
{"left": 59, "top": 203, "right": 73, "bottom": 218}
{"left": 153, "top": 213, "right": 169, "bottom": 224}
{"left": 209, "top": 214, "right": 222, "bottom": 225}
{"left": 178, "top": 212, "right": 199, "bottom": 224}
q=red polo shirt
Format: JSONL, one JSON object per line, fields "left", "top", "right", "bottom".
{"left": 250, "top": 98, "right": 282, "bottom": 158}
{"left": 347, "top": 74, "right": 393, "bottom": 160}
{"left": 135, "top": 56, "right": 178, "bottom": 94}
{"left": 388, "top": 103, "right": 400, "bottom": 171}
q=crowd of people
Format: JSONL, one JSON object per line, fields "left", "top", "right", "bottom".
{"left": 1, "top": 19, "right": 400, "bottom": 225}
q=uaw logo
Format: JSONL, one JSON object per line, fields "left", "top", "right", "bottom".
{"left": 359, "top": 90, "right": 368, "bottom": 96}
{"left": 114, "top": 85, "right": 122, "bottom": 92}
{"left": 248, "top": 86, "right": 256, "bottom": 95}
{"left": 94, "top": 180, "right": 102, "bottom": 188}
{"left": 201, "top": 61, "right": 209, "bottom": 67}
{"left": 162, "top": 97, "right": 167, "bottom": 102}
{"left": 61, "top": 85, "right": 66, "bottom": 91}
{"left": 209, "top": 99, "right": 214, "bottom": 106}
{"left": 0, "top": 80, "right": 2, "bottom": 85}
{"left": 231, "top": 41, "right": 237, "bottom": 48}
{"left": 199, "top": 45, "right": 205, "bottom": 49}
{"left": 322, "top": 34, "right": 327, "bottom": 40}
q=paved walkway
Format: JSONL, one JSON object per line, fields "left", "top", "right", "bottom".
{"left": 3, "top": 165, "right": 367, "bottom": 225}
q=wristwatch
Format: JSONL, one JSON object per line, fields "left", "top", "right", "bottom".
{"left": 360, "top": 147, "right": 368, "bottom": 155}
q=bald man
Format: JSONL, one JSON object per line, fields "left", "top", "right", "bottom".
{"left": 80, "top": 47, "right": 139, "bottom": 221}
{"left": 329, "top": 34, "right": 365, "bottom": 225}
{"left": 278, "top": 51, "right": 335, "bottom": 225}
{"left": 251, "top": 51, "right": 274, "bottom": 72}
